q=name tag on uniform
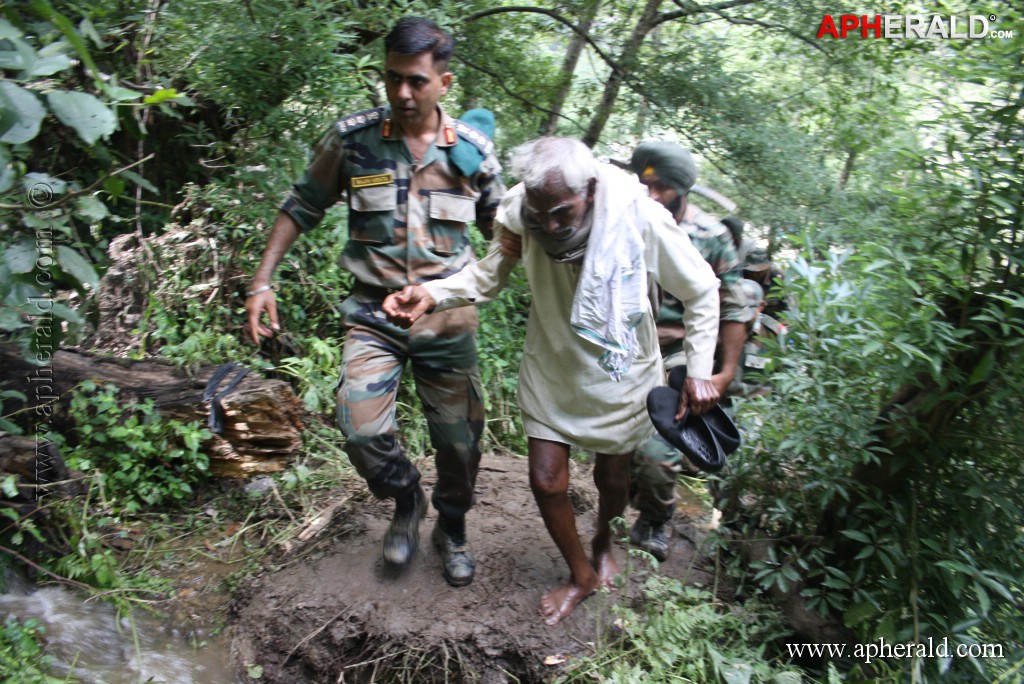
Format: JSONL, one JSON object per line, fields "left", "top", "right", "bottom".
{"left": 351, "top": 173, "right": 394, "bottom": 189}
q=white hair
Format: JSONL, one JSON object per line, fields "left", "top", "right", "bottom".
{"left": 508, "top": 137, "right": 597, "bottom": 194}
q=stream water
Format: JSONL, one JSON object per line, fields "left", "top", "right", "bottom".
{"left": 0, "top": 572, "right": 240, "bottom": 683}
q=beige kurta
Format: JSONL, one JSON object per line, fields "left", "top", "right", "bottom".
{"left": 424, "top": 180, "right": 719, "bottom": 454}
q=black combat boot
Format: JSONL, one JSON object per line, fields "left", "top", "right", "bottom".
{"left": 629, "top": 515, "right": 670, "bottom": 562}
{"left": 382, "top": 484, "right": 427, "bottom": 566}
{"left": 432, "top": 516, "right": 475, "bottom": 587}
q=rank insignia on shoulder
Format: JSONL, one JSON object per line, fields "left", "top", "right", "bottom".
{"left": 351, "top": 172, "right": 394, "bottom": 189}
{"left": 382, "top": 118, "right": 392, "bottom": 137}
{"left": 452, "top": 120, "right": 495, "bottom": 155}
{"left": 336, "top": 108, "right": 384, "bottom": 136}
{"left": 444, "top": 124, "right": 457, "bottom": 145}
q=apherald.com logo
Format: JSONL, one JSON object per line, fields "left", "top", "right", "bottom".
{"left": 817, "top": 14, "right": 1014, "bottom": 39}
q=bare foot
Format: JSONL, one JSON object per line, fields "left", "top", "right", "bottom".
{"left": 593, "top": 550, "right": 620, "bottom": 589}
{"left": 540, "top": 579, "right": 598, "bottom": 626}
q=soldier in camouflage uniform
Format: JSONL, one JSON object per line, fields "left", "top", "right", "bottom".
{"left": 245, "top": 18, "right": 506, "bottom": 587}
{"left": 744, "top": 246, "right": 788, "bottom": 318}
{"left": 626, "top": 142, "right": 747, "bottom": 561}
{"left": 726, "top": 278, "right": 787, "bottom": 399}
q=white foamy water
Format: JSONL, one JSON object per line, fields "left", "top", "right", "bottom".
{"left": 0, "top": 578, "right": 240, "bottom": 683}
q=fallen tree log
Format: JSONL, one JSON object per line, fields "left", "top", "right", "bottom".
{"left": 0, "top": 342, "right": 303, "bottom": 477}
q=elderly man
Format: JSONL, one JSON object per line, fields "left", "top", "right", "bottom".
{"left": 383, "top": 137, "right": 720, "bottom": 625}
{"left": 626, "top": 141, "right": 747, "bottom": 562}
{"left": 245, "top": 18, "right": 505, "bottom": 587}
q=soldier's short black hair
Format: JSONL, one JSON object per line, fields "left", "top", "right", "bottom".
{"left": 385, "top": 17, "right": 454, "bottom": 70}
{"left": 722, "top": 216, "right": 744, "bottom": 243}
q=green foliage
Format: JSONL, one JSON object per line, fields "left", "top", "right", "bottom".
{"left": 469, "top": 231, "right": 528, "bottom": 452}
{"left": 275, "top": 337, "right": 344, "bottom": 416}
{"left": 58, "top": 380, "right": 212, "bottom": 513}
{"left": 721, "top": 233, "right": 1024, "bottom": 680}
{"left": 561, "top": 580, "right": 801, "bottom": 683}
{"left": 0, "top": 616, "right": 64, "bottom": 684}
{"left": 0, "top": 4, "right": 176, "bottom": 355}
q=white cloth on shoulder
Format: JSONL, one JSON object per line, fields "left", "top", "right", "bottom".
{"left": 569, "top": 163, "right": 649, "bottom": 381}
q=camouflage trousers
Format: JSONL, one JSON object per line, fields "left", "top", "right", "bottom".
{"left": 630, "top": 433, "right": 682, "bottom": 524}
{"left": 630, "top": 352, "right": 688, "bottom": 523}
{"left": 335, "top": 291, "right": 484, "bottom": 521}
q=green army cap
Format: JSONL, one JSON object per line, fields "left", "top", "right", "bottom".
{"left": 745, "top": 247, "right": 772, "bottom": 272}
{"left": 630, "top": 141, "right": 698, "bottom": 194}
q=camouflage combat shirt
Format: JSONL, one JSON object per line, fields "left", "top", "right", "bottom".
{"left": 658, "top": 204, "right": 746, "bottom": 340}
{"left": 280, "top": 105, "right": 506, "bottom": 290}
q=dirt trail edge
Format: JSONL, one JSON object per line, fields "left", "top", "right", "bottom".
{"left": 230, "top": 453, "right": 717, "bottom": 683}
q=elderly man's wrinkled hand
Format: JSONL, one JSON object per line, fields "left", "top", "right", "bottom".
{"left": 676, "top": 377, "right": 720, "bottom": 420}
{"left": 382, "top": 285, "right": 435, "bottom": 329}
{"left": 498, "top": 230, "right": 522, "bottom": 258}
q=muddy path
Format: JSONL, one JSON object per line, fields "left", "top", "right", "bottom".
{"left": 230, "top": 453, "right": 719, "bottom": 683}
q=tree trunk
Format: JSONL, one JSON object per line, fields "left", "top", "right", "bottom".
{"left": 541, "top": 2, "right": 602, "bottom": 136}
{"left": 0, "top": 343, "right": 303, "bottom": 478}
{"left": 582, "top": 0, "right": 663, "bottom": 147}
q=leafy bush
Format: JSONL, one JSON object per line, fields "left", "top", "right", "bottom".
{"left": 58, "top": 380, "right": 212, "bottom": 512}
{"left": 720, "top": 237, "right": 1024, "bottom": 682}
{"left": 561, "top": 578, "right": 802, "bottom": 683}
{"left": 0, "top": 616, "right": 61, "bottom": 684}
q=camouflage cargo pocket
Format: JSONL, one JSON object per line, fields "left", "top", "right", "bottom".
{"left": 427, "top": 192, "right": 474, "bottom": 255}
{"left": 349, "top": 184, "right": 396, "bottom": 244}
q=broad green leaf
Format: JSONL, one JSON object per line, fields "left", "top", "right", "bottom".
{"left": 143, "top": 88, "right": 179, "bottom": 104}
{"left": 843, "top": 601, "right": 876, "bottom": 628}
{"left": 105, "top": 85, "right": 143, "bottom": 102}
{"left": 78, "top": 18, "right": 104, "bottom": 48}
{"left": 30, "top": 0, "right": 103, "bottom": 91}
{"left": 56, "top": 245, "right": 99, "bottom": 290}
{"left": 47, "top": 90, "right": 117, "bottom": 144}
{"left": 0, "top": 163, "right": 14, "bottom": 194}
{"left": 30, "top": 40, "right": 72, "bottom": 76}
{"left": 966, "top": 348, "right": 994, "bottom": 385}
{"left": 0, "top": 47, "right": 28, "bottom": 71}
{"left": 103, "top": 176, "right": 125, "bottom": 200}
{"left": 21, "top": 172, "right": 67, "bottom": 205}
{"left": 1, "top": 475, "right": 18, "bottom": 498}
{"left": 50, "top": 301, "right": 83, "bottom": 325}
{"left": 772, "top": 673, "right": 802, "bottom": 684}
{"left": 0, "top": 308, "right": 29, "bottom": 332}
{"left": 0, "top": 82, "right": 45, "bottom": 144}
{"left": 4, "top": 240, "right": 37, "bottom": 274}
{"left": 120, "top": 169, "right": 157, "bottom": 194}
{"left": 74, "top": 195, "right": 109, "bottom": 222}
{"left": 0, "top": 31, "right": 38, "bottom": 73}
{"left": 0, "top": 18, "right": 22, "bottom": 40}
{"left": 28, "top": 53, "right": 72, "bottom": 77}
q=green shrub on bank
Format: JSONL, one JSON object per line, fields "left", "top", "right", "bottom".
{"left": 56, "top": 380, "right": 212, "bottom": 513}
{"left": 0, "top": 616, "right": 64, "bottom": 683}
{"left": 562, "top": 579, "right": 801, "bottom": 683}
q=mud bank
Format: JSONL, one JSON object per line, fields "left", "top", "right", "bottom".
{"left": 230, "top": 453, "right": 717, "bottom": 682}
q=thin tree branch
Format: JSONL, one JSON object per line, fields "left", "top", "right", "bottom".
{"left": 710, "top": 12, "right": 831, "bottom": 55}
{"left": 454, "top": 55, "right": 584, "bottom": 131}
{"left": 0, "top": 543, "right": 94, "bottom": 592}
{"left": 658, "top": 0, "right": 762, "bottom": 26}
{"left": 465, "top": 5, "right": 622, "bottom": 75}
{"left": 0, "top": 154, "right": 156, "bottom": 212}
